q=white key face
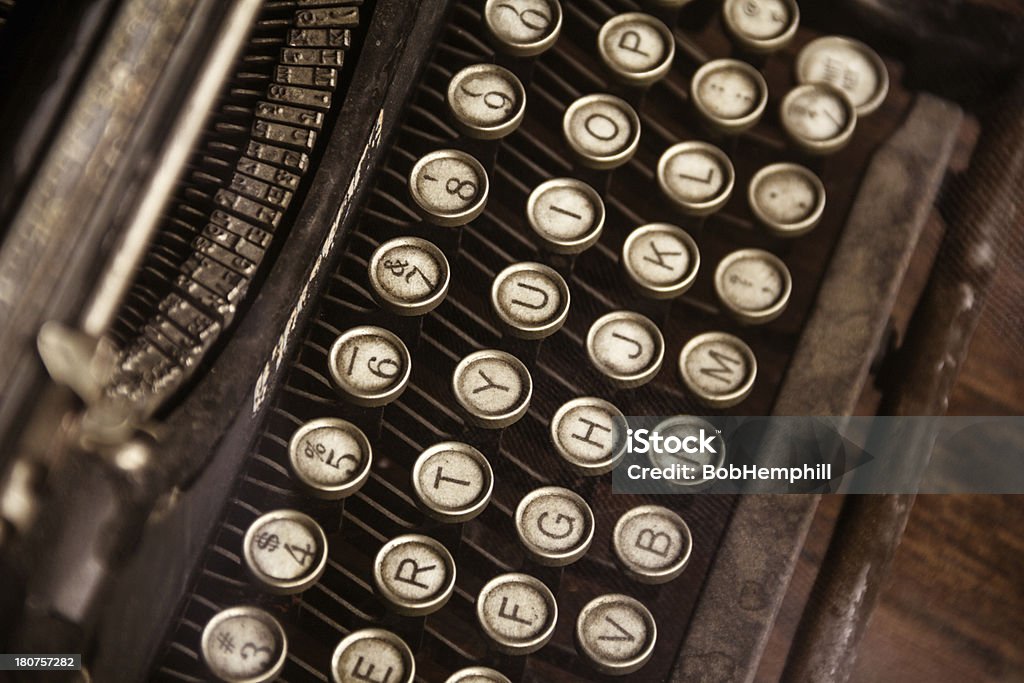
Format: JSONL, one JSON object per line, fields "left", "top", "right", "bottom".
{"left": 784, "top": 88, "right": 850, "bottom": 141}
{"left": 413, "top": 155, "right": 484, "bottom": 214}
{"left": 332, "top": 631, "right": 413, "bottom": 683}
{"left": 415, "top": 443, "right": 491, "bottom": 519}
{"left": 446, "top": 667, "right": 512, "bottom": 683}
{"left": 289, "top": 419, "right": 370, "bottom": 497}
{"left": 577, "top": 596, "right": 655, "bottom": 668}
{"left": 564, "top": 95, "right": 639, "bottom": 166}
{"left": 376, "top": 536, "right": 453, "bottom": 607}
{"left": 753, "top": 166, "right": 820, "bottom": 226}
{"left": 551, "top": 397, "right": 625, "bottom": 472}
{"left": 528, "top": 179, "right": 603, "bottom": 250}
{"left": 625, "top": 226, "right": 694, "bottom": 289}
{"left": 329, "top": 328, "right": 408, "bottom": 402}
{"left": 647, "top": 417, "right": 723, "bottom": 477}
{"left": 246, "top": 514, "right": 324, "bottom": 586}
{"left": 202, "top": 608, "right": 285, "bottom": 683}
{"left": 662, "top": 148, "right": 729, "bottom": 205}
{"left": 588, "top": 314, "right": 662, "bottom": 381}
{"left": 695, "top": 65, "right": 763, "bottom": 121}
{"left": 719, "top": 254, "right": 785, "bottom": 313}
{"left": 599, "top": 14, "right": 672, "bottom": 79}
{"left": 614, "top": 506, "right": 691, "bottom": 581}
{"left": 478, "top": 575, "right": 556, "bottom": 648}
{"left": 726, "top": 0, "right": 793, "bottom": 40}
{"left": 373, "top": 242, "right": 445, "bottom": 306}
{"left": 516, "top": 487, "right": 593, "bottom": 561}
{"left": 453, "top": 351, "right": 532, "bottom": 427}
{"left": 486, "top": 0, "right": 560, "bottom": 51}
{"left": 682, "top": 335, "right": 754, "bottom": 396}
{"left": 799, "top": 38, "right": 886, "bottom": 113}
{"left": 448, "top": 64, "right": 524, "bottom": 136}
{"left": 493, "top": 264, "right": 568, "bottom": 335}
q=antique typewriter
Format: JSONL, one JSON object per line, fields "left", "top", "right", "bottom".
{"left": 0, "top": 0, "right": 1021, "bottom": 681}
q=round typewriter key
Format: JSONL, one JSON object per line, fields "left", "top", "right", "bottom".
{"left": 515, "top": 487, "right": 595, "bottom": 566}
{"left": 452, "top": 350, "right": 532, "bottom": 428}
{"left": 714, "top": 249, "right": 792, "bottom": 325}
{"left": 748, "top": 162, "right": 826, "bottom": 237}
{"left": 476, "top": 573, "right": 558, "bottom": 654}
{"left": 622, "top": 223, "right": 700, "bottom": 299}
{"left": 612, "top": 505, "right": 692, "bottom": 584}
{"left": 201, "top": 606, "right": 287, "bottom": 683}
{"left": 550, "top": 396, "right": 627, "bottom": 476}
{"left": 691, "top": 59, "right": 768, "bottom": 134}
{"left": 597, "top": 12, "right": 675, "bottom": 86}
{"left": 447, "top": 63, "right": 526, "bottom": 140}
{"left": 368, "top": 237, "right": 450, "bottom": 316}
{"left": 575, "top": 594, "right": 657, "bottom": 675}
{"left": 647, "top": 416, "right": 724, "bottom": 487}
{"left": 563, "top": 94, "right": 641, "bottom": 170}
{"left": 657, "top": 141, "right": 735, "bottom": 216}
{"left": 243, "top": 510, "right": 328, "bottom": 594}
{"left": 526, "top": 178, "right": 605, "bottom": 254}
{"left": 780, "top": 83, "right": 857, "bottom": 155}
{"left": 796, "top": 36, "right": 889, "bottom": 116}
{"left": 288, "top": 418, "right": 372, "bottom": 500}
{"left": 331, "top": 629, "right": 415, "bottom": 683}
{"left": 408, "top": 149, "right": 488, "bottom": 226}
{"left": 586, "top": 311, "right": 665, "bottom": 389}
{"left": 412, "top": 442, "right": 493, "bottom": 523}
{"left": 678, "top": 332, "right": 757, "bottom": 407}
{"left": 722, "top": 0, "right": 799, "bottom": 54}
{"left": 491, "top": 262, "right": 570, "bottom": 339}
{"left": 328, "top": 326, "right": 411, "bottom": 406}
{"left": 484, "top": 0, "right": 562, "bottom": 57}
{"left": 373, "top": 534, "right": 456, "bottom": 616}
{"left": 446, "top": 667, "right": 512, "bottom": 683}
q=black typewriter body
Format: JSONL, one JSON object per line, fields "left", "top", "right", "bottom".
{"left": 0, "top": 1, "right": 1020, "bottom": 682}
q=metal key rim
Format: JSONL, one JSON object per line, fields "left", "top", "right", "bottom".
{"left": 484, "top": 0, "right": 563, "bottom": 57}
{"left": 328, "top": 326, "right": 411, "bottom": 406}
{"left": 490, "top": 262, "right": 571, "bottom": 339}
{"left": 721, "top": 0, "right": 800, "bottom": 54}
{"left": 575, "top": 593, "right": 658, "bottom": 674}
{"left": 242, "top": 509, "right": 328, "bottom": 594}
{"left": 201, "top": 606, "right": 287, "bottom": 683}
{"left": 514, "top": 486, "right": 596, "bottom": 566}
{"left": 411, "top": 441, "right": 494, "bottom": 522}
{"left": 597, "top": 12, "right": 676, "bottom": 85}
{"left": 714, "top": 248, "right": 793, "bottom": 325}
{"left": 288, "top": 417, "right": 373, "bottom": 499}
{"left": 408, "top": 149, "right": 489, "bottom": 226}
{"left": 648, "top": 415, "right": 725, "bottom": 487}
{"left": 747, "top": 162, "right": 827, "bottom": 237}
{"left": 452, "top": 349, "right": 533, "bottom": 428}
{"left": 678, "top": 332, "right": 758, "bottom": 407}
{"left": 549, "top": 396, "right": 627, "bottom": 475}
{"left": 795, "top": 35, "right": 890, "bottom": 116}
{"left": 476, "top": 573, "right": 558, "bottom": 654}
{"left": 586, "top": 311, "right": 665, "bottom": 388}
{"left": 526, "top": 177, "right": 606, "bottom": 253}
{"left": 368, "top": 236, "right": 450, "bottom": 316}
{"left": 612, "top": 505, "right": 693, "bottom": 584}
{"left": 373, "top": 534, "right": 457, "bottom": 616}
{"left": 445, "top": 666, "right": 513, "bottom": 683}
{"left": 657, "top": 141, "right": 736, "bottom": 216}
{"left": 330, "top": 628, "right": 415, "bottom": 683}
{"left": 446, "top": 63, "right": 527, "bottom": 139}
{"left": 779, "top": 83, "right": 858, "bottom": 155}
{"left": 562, "top": 93, "right": 641, "bottom": 170}
{"left": 690, "top": 59, "right": 769, "bottom": 133}
{"left": 622, "top": 223, "right": 701, "bottom": 298}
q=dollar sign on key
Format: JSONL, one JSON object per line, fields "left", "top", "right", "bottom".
{"left": 255, "top": 532, "right": 279, "bottom": 551}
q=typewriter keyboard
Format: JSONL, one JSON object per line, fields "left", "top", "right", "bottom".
{"left": 155, "top": 0, "right": 912, "bottom": 681}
